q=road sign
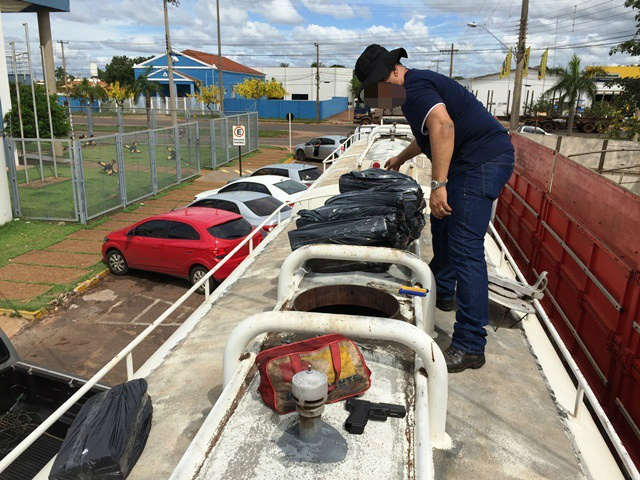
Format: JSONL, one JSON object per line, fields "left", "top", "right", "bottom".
{"left": 285, "top": 112, "right": 294, "bottom": 121}
{"left": 233, "top": 125, "right": 246, "bottom": 146}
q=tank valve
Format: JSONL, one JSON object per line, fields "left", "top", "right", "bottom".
{"left": 292, "top": 366, "right": 328, "bottom": 444}
{"left": 390, "top": 122, "right": 397, "bottom": 142}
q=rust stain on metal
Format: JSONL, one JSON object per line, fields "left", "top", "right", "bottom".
{"left": 418, "top": 367, "right": 428, "bottom": 378}
{"left": 239, "top": 352, "right": 251, "bottom": 361}
{"left": 431, "top": 343, "right": 435, "bottom": 362}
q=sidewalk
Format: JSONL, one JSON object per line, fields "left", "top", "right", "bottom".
{"left": 0, "top": 146, "right": 291, "bottom": 321}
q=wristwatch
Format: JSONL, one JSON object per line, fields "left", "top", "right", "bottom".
{"left": 430, "top": 180, "right": 447, "bottom": 190}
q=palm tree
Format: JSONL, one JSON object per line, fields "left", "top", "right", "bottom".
{"left": 131, "top": 68, "right": 161, "bottom": 128}
{"left": 545, "top": 55, "right": 603, "bottom": 135}
{"left": 279, "top": 62, "right": 290, "bottom": 68}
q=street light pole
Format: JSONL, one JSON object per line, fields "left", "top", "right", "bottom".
{"left": 216, "top": 0, "right": 225, "bottom": 116}
{"left": 163, "top": 0, "right": 178, "bottom": 126}
{"left": 314, "top": 42, "right": 320, "bottom": 123}
{"left": 510, "top": 0, "right": 529, "bottom": 131}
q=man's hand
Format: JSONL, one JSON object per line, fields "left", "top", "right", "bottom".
{"left": 385, "top": 156, "right": 404, "bottom": 171}
{"left": 430, "top": 188, "right": 452, "bottom": 219}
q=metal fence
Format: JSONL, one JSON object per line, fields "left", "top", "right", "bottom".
{"left": 5, "top": 113, "right": 258, "bottom": 223}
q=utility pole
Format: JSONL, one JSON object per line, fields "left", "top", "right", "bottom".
{"left": 440, "top": 44, "right": 458, "bottom": 78}
{"left": 163, "top": 0, "right": 178, "bottom": 126}
{"left": 57, "top": 40, "right": 74, "bottom": 137}
{"left": 314, "top": 42, "right": 320, "bottom": 123}
{"left": 509, "top": 0, "right": 529, "bottom": 131}
{"left": 431, "top": 59, "right": 445, "bottom": 73}
{"left": 216, "top": 0, "right": 225, "bottom": 116}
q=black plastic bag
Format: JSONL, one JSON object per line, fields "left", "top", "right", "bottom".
{"left": 306, "top": 259, "right": 391, "bottom": 274}
{"left": 338, "top": 168, "right": 416, "bottom": 193}
{"left": 49, "top": 379, "right": 153, "bottom": 480}
{"left": 296, "top": 205, "right": 403, "bottom": 228}
{"left": 288, "top": 215, "right": 398, "bottom": 251}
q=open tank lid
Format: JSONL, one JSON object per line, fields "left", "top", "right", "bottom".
{"left": 0, "top": 328, "right": 19, "bottom": 373}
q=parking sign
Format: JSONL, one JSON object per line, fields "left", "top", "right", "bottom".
{"left": 233, "top": 125, "right": 246, "bottom": 146}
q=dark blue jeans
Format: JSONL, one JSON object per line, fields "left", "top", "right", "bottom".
{"left": 429, "top": 152, "right": 514, "bottom": 354}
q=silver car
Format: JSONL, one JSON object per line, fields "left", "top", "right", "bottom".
{"left": 188, "top": 191, "right": 292, "bottom": 235}
{"left": 294, "top": 135, "right": 347, "bottom": 162}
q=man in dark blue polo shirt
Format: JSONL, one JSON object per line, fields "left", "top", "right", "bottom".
{"left": 355, "top": 45, "right": 514, "bottom": 373}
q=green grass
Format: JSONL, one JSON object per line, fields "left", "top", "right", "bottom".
{"left": 259, "top": 117, "right": 325, "bottom": 124}
{"left": 259, "top": 129, "right": 288, "bottom": 138}
{"left": 0, "top": 262, "right": 107, "bottom": 312}
{"left": 0, "top": 219, "right": 82, "bottom": 268}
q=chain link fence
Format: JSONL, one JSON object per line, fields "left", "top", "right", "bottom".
{"left": 5, "top": 113, "right": 258, "bottom": 223}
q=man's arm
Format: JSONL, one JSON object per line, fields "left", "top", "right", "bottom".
{"left": 426, "top": 104, "right": 455, "bottom": 218}
{"left": 384, "top": 139, "right": 422, "bottom": 171}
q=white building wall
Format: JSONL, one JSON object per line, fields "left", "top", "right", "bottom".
{"left": 0, "top": 14, "right": 14, "bottom": 225}
{"left": 251, "top": 67, "right": 353, "bottom": 102}
{"left": 457, "top": 69, "right": 562, "bottom": 117}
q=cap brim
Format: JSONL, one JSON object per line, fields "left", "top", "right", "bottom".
{"left": 360, "top": 47, "right": 408, "bottom": 87}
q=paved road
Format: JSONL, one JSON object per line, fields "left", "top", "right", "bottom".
{"left": 11, "top": 270, "right": 202, "bottom": 385}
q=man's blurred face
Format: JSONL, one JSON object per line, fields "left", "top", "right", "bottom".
{"left": 362, "top": 82, "right": 406, "bottom": 109}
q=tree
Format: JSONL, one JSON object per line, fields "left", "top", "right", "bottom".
{"left": 71, "top": 78, "right": 108, "bottom": 105}
{"left": 545, "top": 55, "right": 603, "bottom": 135}
{"left": 265, "top": 79, "right": 287, "bottom": 99}
{"left": 131, "top": 68, "right": 161, "bottom": 127}
{"left": 233, "top": 77, "right": 288, "bottom": 100}
{"left": 107, "top": 81, "right": 133, "bottom": 108}
{"left": 311, "top": 61, "right": 326, "bottom": 68}
{"left": 54, "top": 66, "right": 75, "bottom": 88}
{"left": 330, "top": 64, "right": 345, "bottom": 68}
{"left": 99, "top": 55, "right": 152, "bottom": 87}
{"left": 350, "top": 74, "right": 362, "bottom": 99}
{"left": 189, "top": 83, "right": 221, "bottom": 116}
{"left": 3, "top": 82, "right": 70, "bottom": 138}
{"left": 279, "top": 63, "right": 290, "bottom": 68}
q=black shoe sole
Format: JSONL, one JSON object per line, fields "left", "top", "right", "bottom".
{"left": 447, "top": 358, "right": 486, "bottom": 373}
{"left": 436, "top": 299, "right": 454, "bottom": 311}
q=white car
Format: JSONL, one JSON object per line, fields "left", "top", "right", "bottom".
{"left": 517, "top": 125, "right": 554, "bottom": 136}
{"left": 194, "top": 175, "right": 307, "bottom": 205}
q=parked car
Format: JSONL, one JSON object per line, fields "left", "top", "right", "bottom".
{"left": 194, "top": 175, "right": 307, "bottom": 205}
{"left": 517, "top": 125, "right": 554, "bottom": 136}
{"left": 241, "top": 163, "right": 321, "bottom": 187}
{"left": 102, "top": 208, "right": 261, "bottom": 293}
{"left": 294, "top": 135, "right": 347, "bottom": 161}
{"left": 188, "top": 191, "right": 292, "bottom": 235}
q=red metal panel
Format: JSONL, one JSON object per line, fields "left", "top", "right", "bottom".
{"left": 496, "top": 134, "right": 640, "bottom": 469}
{"left": 549, "top": 155, "right": 640, "bottom": 265}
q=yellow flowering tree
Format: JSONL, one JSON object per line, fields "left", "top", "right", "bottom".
{"left": 189, "top": 83, "right": 222, "bottom": 116}
{"left": 107, "top": 81, "right": 132, "bottom": 108}
{"left": 233, "top": 77, "right": 287, "bottom": 100}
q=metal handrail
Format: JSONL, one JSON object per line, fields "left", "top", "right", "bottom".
{"left": 0, "top": 199, "right": 292, "bottom": 474}
{"left": 321, "top": 132, "right": 359, "bottom": 171}
{"left": 277, "top": 244, "right": 437, "bottom": 337}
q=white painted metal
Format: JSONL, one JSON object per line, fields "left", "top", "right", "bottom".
{"left": 169, "top": 354, "right": 256, "bottom": 480}
{"left": 488, "top": 222, "right": 640, "bottom": 480}
{"left": 220, "top": 311, "right": 449, "bottom": 480}
{"left": 0, "top": 200, "right": 293, "bottom": 475}
{"left": 277, "top": 244, "right": 437, "bottom": 336}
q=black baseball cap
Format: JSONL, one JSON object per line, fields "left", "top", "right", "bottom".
{"left": 355, "top": 44, "right": 408, "bottom": 86}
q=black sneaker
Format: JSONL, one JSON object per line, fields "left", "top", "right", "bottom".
{"left": 444, "top": 346, "right": 486, "bottom": 373}
{"left": 436, "top": 296, "right": 454, "bottom": 311}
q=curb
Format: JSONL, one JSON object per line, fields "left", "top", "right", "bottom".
{"left": 283, "top": 155, "right": 295, "bottom": 164}
{"left": 0, "top": 269, "right": 110, "bottom": 321}
{"left": 74, "top": 269, "right": 110, "bottom": 295}
{"left": 0, "top": 306, "right": 46, "bottom": 321}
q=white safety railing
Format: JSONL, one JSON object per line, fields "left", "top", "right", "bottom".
{"left": 0, "top": 201, "right": 293, "bottom": 475}
{"left": 488, "top": 222, "right": 640, "bottom": 480}
{"left": 277, "top": 244, "right": 437, "bottom": 337}
{"left": 217, "top": 312, "right": 449, "bottom": 480}
{"left": 322, "top": 132, "right": 360, "bottom": 172}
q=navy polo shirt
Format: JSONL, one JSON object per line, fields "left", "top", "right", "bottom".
{"left": 401, "top": 69, "right": 514, "bottom": 178}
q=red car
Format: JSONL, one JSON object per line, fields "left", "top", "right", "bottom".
{"left": 101, "top": 208, "right": 261, "bottom": 292}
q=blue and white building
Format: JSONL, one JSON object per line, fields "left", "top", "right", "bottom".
{"left": 133, "top": 49, "right": 265, "bottom": 100}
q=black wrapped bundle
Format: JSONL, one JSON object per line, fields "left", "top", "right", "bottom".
{"left": 338, "top": 168, "right": 416, "bottom": 193}
{"left": 288, "top": 215, "right": 398, "bottom": 251}
{"left": 49, "top": 379, "right": 152, "bottom": 480}
{"left": 296, "top": 204, "right": 403, "bottom": 228}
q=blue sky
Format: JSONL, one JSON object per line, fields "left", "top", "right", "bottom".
{"left": 2, "top": 0, "right": 638, "bottom": 79}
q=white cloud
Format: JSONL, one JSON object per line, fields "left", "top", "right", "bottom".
{"left": 254, "top": 0, "right": 304, "bottom": 25}
{"left": 300, "top": 0, "right": 370, "bottom": 20}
